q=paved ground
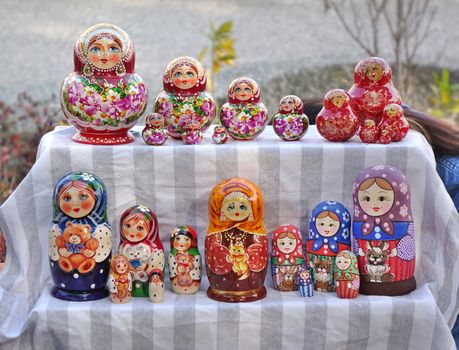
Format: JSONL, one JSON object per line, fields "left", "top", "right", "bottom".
{"left": 0, "top": 0, "right": 456, "bottom": 105}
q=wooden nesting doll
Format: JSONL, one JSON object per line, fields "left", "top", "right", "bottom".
{"left": 316, "top": 89, "right": 359, "bottom": 142}
{"left": 334, "top": 250, "right": 360, "bottom": 299}
{"left": 154, "top": 56, "right": 216, "bottom": 138}
{"left": 142, "top": 113, "right": 168, "bottom": 146}
{"left": 212, "top": 125, "right": 229, "bottom": 144}
{"left": 378, "top": 104, "right": 409, "bottom": 144}
{"left": 168, "top": 226, "right": 201, "bottom": 294}
{"left": 149, "top": 270, "right": 165, "bottom": 303}
{"left": 107, "top": 254, "right": 132, "bottom": 303}
{"left": 48, "top": 172, "right": 112, "bottom": 301}
{"left": 297, "top": 266, "right": 314, "bottom": 297}
{"left": 271, "top": 224, "right": 304, "bottom": 291}
{"left": 307, "top": 201, "right": 352, "bottom": 292}
{"left": 182, "top": 120, "right": 203, "bottom": 145}
{"left": 359, "top": 119, "right": 380, "bottom": 144}
{"left": 352, "top": 165, "right": 416, "bottom": 296}
{"left": 205, "top": 177, "right": 268, "bottom": 302}
{"left": 348, "top": 57, "right": 401, "bottom": 126}
{"left": 61, "top": 23, "right": 148, "bottom": 145}
{"left": 220, "top": 77, "right": 268, "bottom": 140}
{"left": 272, "top": 95, "right": 309, "bottom": 141}
{"left": 118, "top": 205, "right": 165, "bottom": 298}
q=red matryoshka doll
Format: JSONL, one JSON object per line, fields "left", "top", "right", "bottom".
{"left": 48, "top": 172, "right": 112, "bottom": 301}
{"left": 359, "top": 119, "right": 380, "bottom": 144}
{"left": 220, "top": 77, "right": 268, "bottom": 140}
{"left": 334, "top": 250, "right": 360, "bottom": 299}
{"left": 378, "top": 104, "right": 409, "bottom": 144}
{"left": 212, "top": 125, "right": 229, "bottom": 144}
{"left": 348, "top": 57, "right": 401, "bottom": 126}
{"left": 307, "top": 201, "right": 352, "bottom": 292}
{"left": 142, "top": 113, "right": 168, "bottom": 146}
{"left": 168, "top": 226, "right": 201, "bottom": 294}
{"left": 316, "top": 89, "right": 359, "bottom": 142}
{"left": 61, "top": 23, "right": 148, "bottom": 145}
{"left": 182, "top": 120, "right": 203, "bottom": 145}
{"left": 118, "top": 205, "right": 165, "bottom": 298}
{"left": 352, "top": 165, "right": 416, "bottom": 296}
{"left": 271, "top": 224, "right": 304, "bottom": 291}
{"left": 272, "top": 95, "right": 309, "bottom": 141}
{"left": 205, "top": 177, "right": 268, "bottom": 302}
{"left": 154, "top": 56, "right": 216, "bottom": 138}
{"left": 0, "top": 229, "right": 5, "bottom": 271}
{"left": 107, "top": 254, "right": 132, "bottom": 303}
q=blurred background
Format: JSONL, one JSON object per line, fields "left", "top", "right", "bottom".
{"left": 0, "top": 0, "right": 458, "bottom": 202}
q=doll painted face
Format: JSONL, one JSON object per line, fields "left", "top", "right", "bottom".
{"left": 315, "top": 211, "right": 340, "bottom": 237}
{"left": 276, "top": 233, "right": 297, "bottom": 254}
{"left": 279, "top": 97, "right": 295, "bottom": 113}
{"left": 358, "top": 178, "right": 395, "bottom": 217}
{"left": 384, "top": 104, "right": 402, "bottom": 118}
{"left": 172, "top": 65, "right": 198, "bottom": 90}
{"left": 173, "top": 234, "right": 192, "bottom": 251}
{"left": 365, "top": 62, "right": 384, "bottom": 82}
{"left": 221, "top": 192, "right": 252, "bottom": 222}
{"left": 234, "top": 82, "right": 253, "bottom": 101}
{"left": 87, "top": 36, "right": 122, "bottom": 70}
{"left": 58, "top": 182, "right": 96, "bottom": 219}
{"left": 186, "top": 121, "right": 200, "bottom": 131}
{"left": 215, "top": 125, "right": 225, "bottom": 134}
{"left": 114, "top": 256, "right": 129, "bottom": 274}
{"left": 122, "top": 217, "right": 149, "bottom": 243}
{"left": 330, "top": 92, "right": 347, "bottom": 108}
{"left": 147, "top": 113, "right": 165, "bottom": 128}
{"left": 336, "top": 253, "right": 352, "bottom": 271}
{"left": 299, "top": 270, "right": 310, "bottom": 280}
{"left": 364, "top": 119, "right": 376, "bottom": 128}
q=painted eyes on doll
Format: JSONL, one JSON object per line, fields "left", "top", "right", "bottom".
{"left": 63, "top": 195, "right": 71, "bottom": 202}
{"left": 174, "top": 72, "right": 182, "bottom": 78}
{"left": 280, "top": 241, "right": 294, "bottom": 246}
{"left": 239, "top": 204, "right": 247, "bottom": 211}
{"left": 79, "top": 194, "right": 88, "bottom": 201}
{"left": 227, "top": 203, "right": 235, "bottom": 211}
{"left": 124, "top": 223, "right": 131, "bottom": 229}
{"left": 136, "top": 226, "right": 144, "bottom": 231}
{"left": 186, "top": 71, "right": 195, "bottom": 77}
{"left": 319, "top": 222, "right": 335, "bottom": 227}
{"left": 363, "top": 196, "right": 371, "bottom": 202}
{"left": 108, "top": 46, "right": 119, "bottom": 53}
{"left": 235, "top": 87, "right": 251, "bottom": 93}
{"left": 378, "top": 196, "right": 390, "bottom": 201}
{"left": 90, "top": 47, "right": 101, "bottom": 53}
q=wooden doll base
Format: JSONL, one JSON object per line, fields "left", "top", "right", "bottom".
{"left": 207, "top": 286, "right": 266, "bottom": 303}
{"left": 359, "top": 277, "right": 416, "bottom": 296}
{"left": 172, "top": 281, "right": 200, "bottom": 295}
{"left": 51, "top": 286, "right": 109, "bottom": 301}
{"left": 72, "top": 130, "right": 135, "bottom": 145}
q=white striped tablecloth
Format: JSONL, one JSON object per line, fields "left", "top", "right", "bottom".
{"left": 0, "top": 125, "right": 457, "bottom": 350}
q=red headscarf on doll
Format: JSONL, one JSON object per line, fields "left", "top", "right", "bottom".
{"left": 278, "top": 95, "right": 304, "bottom": 115}
{"left": 227, "top": 77, "right": 261, "bottom": 104}
{"left": 162, "top": 56, "right": 207, "bottom": 95}
{"left": 119, "top": 205, "right": 160, "bottom": 246}
{"left": 272, "top": 224, "right": 303, "bottom": 265}
{"left": 323, "top": 89, "right": 351, "bottom": 112}
{"left": 353, "top": 57, "right": 392, "bottom": 87}
{"left": 73, "top": 23, "right": 135, "bottom": 77}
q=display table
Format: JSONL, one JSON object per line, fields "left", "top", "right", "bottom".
{"left": 0, "top": 126, "right": 458, "bottom": 349}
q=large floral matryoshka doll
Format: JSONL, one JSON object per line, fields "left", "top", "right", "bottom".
{"left": 48, "top": 172, "right": 112, "bottom": 301}
{"left": 168, "top": 226, "right": 201, "bottom": 294}
{"left": 334, "top": 250, "right": 360, "bottom": 299}
{"left": 272, "top": 95, "right": 309, "bottom": 141}
{"left": 220, "top": 77, "right": 268, "bottom": 140}
{"left": 154, "top": 56, "right": 216, "bottom": 138}
{"left": 307, "top": 201, "right": 352, "bottom": 292}
{"left": 61, "top": 23, "right": 148, "bottom": 145}
{"left": 352, "top": 165, "right": 416, "bottom": 296}
{"left": 271, "top": 224, "right": 304, "bottom": 291}
{"left": 348, "top": 57, "right": 401, "bottom": 126}
{"left": 205, "top": 177, "right": 268, "bottom": 302}
{"left": 118, "top": 205, "right": 165, "bottom": 298}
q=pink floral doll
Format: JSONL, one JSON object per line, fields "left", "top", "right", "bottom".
{"left": 272, "top": 95, "right": 309, "bottom": 141}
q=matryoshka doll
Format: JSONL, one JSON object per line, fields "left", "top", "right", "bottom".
{"left": 142, "top": 113, "right": 168, "bottom": 146}
{"left": 107, "top": 254, "right": 132, "bottom": 303}
{"left": 334, "top": 250, "right": 360, "bottom": 299}
{"left": 378, "top": 104, "right": 409, "bottom": 144}
{"left": 48, "top": 172, "right": 112, "bottom": 301}
{"left": 154, "top": 56, "right": 216, "bottom": 138}
{"left": 182, "top": 120, "right": 203, "bottom": 145}
{"left": 359, "top": 119, "right": 380, "bottom": 144}
{"left": 271, "top": 224, "right": 304, "bottom": 291}
{"left": 212, "top": 125, "right": 229, "bottom": 144}
{"left": 205, "top": 177, "right": 268, "bottom": 302}
{"left": 348, "top": 57, "right": 401, "bottom": 126}
{"left": 352, "top": 165, "right": 416, "bottom": 296}
{"left": 297, "top": 266, "right": 314, "bottom": 297}
{"left": 316, "top": 89, "right": 359, "bottom": 142}
{"left": 220, "top": 77, "right": 268, "bottom": 140}
{"left": 61, "top": 23, "right": 148, "bottom": 145}
{"left": 168, "top": 226, "right": 201, "bottom": 294}
{"left": 272, "top": 95, "right": 309, "bottom": 141}
{"left": 149, "top": 270, "right": 165, "bottom": 303}
{"left": 118, "top": 205, "right": 165, "bottom": 298}
{"left": 307, "top": 201, "right": 352, "bottom": 292}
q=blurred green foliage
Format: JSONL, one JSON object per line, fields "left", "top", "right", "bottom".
{"left": 429, "top": 68, "right": 459, "bottom": 120}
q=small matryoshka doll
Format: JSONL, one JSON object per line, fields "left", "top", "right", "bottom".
{"left": 348, "top": 57, "right": 401, "bottom": 126}
{"left": 378, "top": 104, "right": 409, "bottom": 144}
{"left": 61, "top": 23, "right": 148, "bottom": 145}
{"left": 149, "top": 269, "right": 165, "bottom": 303}
{"left": 142, "top": 113, "right": 168, "bottom": 146}
{"left": 118, "top": 205, "right": 165, "bottom": 298}
{"left": 359, "top": 119, "right": 380, "bottom": 144}
{"left": 182, "top": 120, "right": 203, "bottom": 145}
{"left": 307, "top": 201, "right": 352, "bottom": 292}
{"left": 48, "top": 172, "right": 112, "bottom": 301}
{"left": 316, "top": 89, "right": 359, "bottom": 142}
{"left": 212, "top": 125, "right": 229, "bottom": 144}
{"left": 271, "top": 224, "right": 304, "bottom": 291}
{"left": 334, "top": 250, "right": 360, "bottom": 299}
{"left": 220, "top": 77, "right": 269, "bottom": 140}
{"left": 154, "top": 56, "right": 216, "bottom": 138}
{"left": 107, "top": 254, "right": 132, "bottom": 303}
{"left": 352, "top": 165, "right": 416, "bottom": 296}
{"left": 205, "top": 177, "right": 268, "bottom": 302}
{"left": 297, "top": 266, "right": 314, "bottom": 297}
{"left": 168, "top": 226, "right": 201, "bottom": 294}
{"left": 272, "top": 95, "right": 309, "bottom": 141}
